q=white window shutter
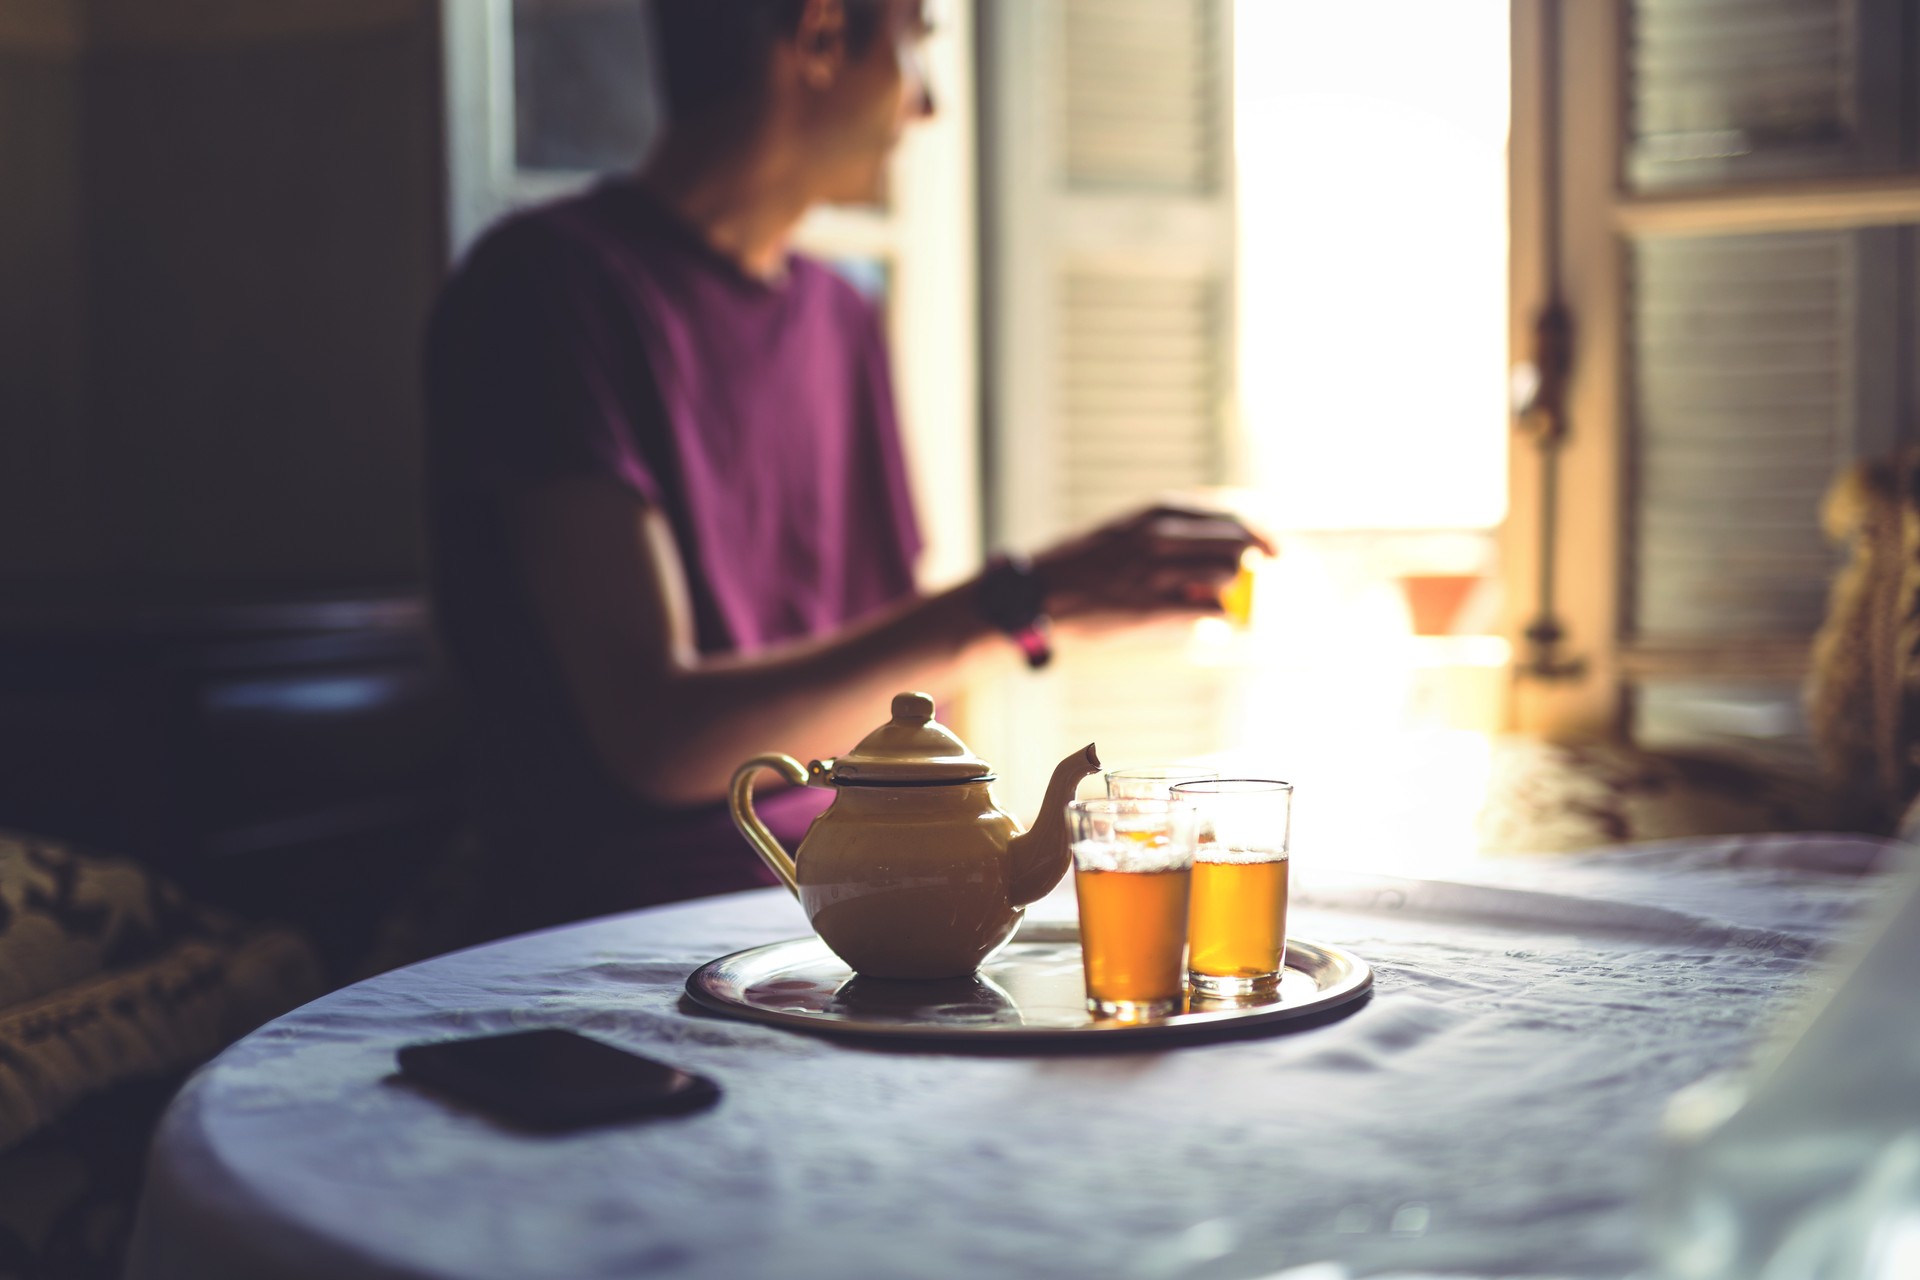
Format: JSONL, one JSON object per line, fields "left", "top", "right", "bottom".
{"left": 979, "top": 0, "right": 1238, "bottom": 812}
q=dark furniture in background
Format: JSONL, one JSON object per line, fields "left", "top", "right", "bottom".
{"left": 0, "top": 585, "right": 465, "bottom": 975}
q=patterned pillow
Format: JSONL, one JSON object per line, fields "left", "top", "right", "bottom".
{"left": 0, "top": 1074, "right": 183, "bottom": 1280}
{"left": 0, "top": 833, "right": 229, "bottom": 1011}
{"left": 0, "top": 832, "right": 323, "bottom": 1152}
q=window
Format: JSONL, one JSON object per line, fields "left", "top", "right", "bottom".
{"left": 1238, "top": 0, "right": 1510, "bottom": 533}
{"left": 981, "top": 1, "right": 1513, "bottom": 865}
{"left": 1232, "top": 0, "right": 1513, "bottom": 864}
{"left": 1518, "top": 0, "right": 1920, "bottom": 763}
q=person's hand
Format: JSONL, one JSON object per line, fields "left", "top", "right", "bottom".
{"left": 1031, "top": 505, "right": 1274, "bottom": 628}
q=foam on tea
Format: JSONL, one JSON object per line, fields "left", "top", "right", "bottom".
{"left": 1068, "top": 834, "right": 1193, "bottom": 875}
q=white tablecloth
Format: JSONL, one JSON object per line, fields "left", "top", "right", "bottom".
{"left": 126, "top": 834, "right": 1905, "bottom": 1280}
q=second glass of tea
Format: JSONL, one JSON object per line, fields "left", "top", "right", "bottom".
{"left": 1067, "top": 798, "right": 1197, "bottom": 1021}
{"left": 1104, "top": 765, "right": 1219, "bottom": 801}
{"left": 1170, "top": 779, "right": 1294, "bottom": 999}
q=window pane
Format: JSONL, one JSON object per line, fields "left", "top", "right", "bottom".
{"left": 824, "top": 256, "right": 890, "bottom": 306}
{"left": 513, "top": 0, "right": 660, "bottom": 174}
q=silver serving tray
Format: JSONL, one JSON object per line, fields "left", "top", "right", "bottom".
{"left": 684, "top": 920, "right": 1372, "bottom": 1044}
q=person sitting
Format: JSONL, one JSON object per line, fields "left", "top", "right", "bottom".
{"left": 423, "top": 0, "right": 1264, "bottom": 942}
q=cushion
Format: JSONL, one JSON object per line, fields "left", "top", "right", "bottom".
{"left": 0, "top": 1074, "right": 184, "bottom": 1280}
{"left": 0, "top": 832, "right": 322, "bottom": 1152}
{"left": 0, "top": 833, "right": 222, "bottom": 1011}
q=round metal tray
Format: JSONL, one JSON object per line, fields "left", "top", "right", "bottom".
{"left": 684, "top": 920, "right": 1372, "bottom": 1044}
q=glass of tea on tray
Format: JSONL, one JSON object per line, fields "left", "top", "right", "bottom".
{"left": 1170, "top": 779, "right": 1293, "bottom": 999}
{"left": 1104, "top": 765, "right": 1219, "bottom": 801}
{"left": 1067, "top": 798, "right": 1197, "bottom": 1021}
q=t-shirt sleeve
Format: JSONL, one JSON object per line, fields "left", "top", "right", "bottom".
{"left": 424, "top": 218, "right": 664, "bottom": 505}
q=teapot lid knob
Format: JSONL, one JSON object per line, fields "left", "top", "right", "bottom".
{"left": 891, "top": 691, "right": 936, "bottom": 723}
{"left": 830, "top": 691, "right": 991, "bottom": 784}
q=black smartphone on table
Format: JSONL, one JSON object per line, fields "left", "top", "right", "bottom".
{"left": 396, "top": 1028, "right": 720, "bottom": 1130}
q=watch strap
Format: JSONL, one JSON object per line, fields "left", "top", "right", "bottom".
{"left": 977, "top": 554, "right": 1054, "bottom": 669}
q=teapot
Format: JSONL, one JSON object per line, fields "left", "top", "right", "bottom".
{"left": 728, "top": 692, "right": 1100, "bottom": 980}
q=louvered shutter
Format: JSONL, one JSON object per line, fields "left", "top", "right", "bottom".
{"left": 1520, "top": 0, "right": 1920, "bottom": 756}
{"left": 1626, "top": 0, "right": 1900, "bottom": 190}
{"left": 1059, "top": 273, "right": 1224, "bottom": 528}
{"left": 980, "top": 0, "right": 1236, "bottom": 810}
{"left": 1625, "top": 227, "right": 1902, "bottom": 758}
{"left": 1630, "top": 231, "right": 1854, "bottom": 637}
{"left": 1062, "top": 0, "right": 1221, "bottom": 194}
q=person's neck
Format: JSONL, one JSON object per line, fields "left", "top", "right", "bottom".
{"left": 637, "top": 126, "right": 816, "bottom": 281}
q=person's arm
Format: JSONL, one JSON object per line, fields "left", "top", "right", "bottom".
{"left": 511, "top": 475, "right": 986, "bottom": 807}
{"left": 511, "top": 477, "right": 1263, "bottom": 809}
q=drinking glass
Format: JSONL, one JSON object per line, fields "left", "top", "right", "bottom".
{"left": 1169, "top": 779, "right": 1294, "bottom": 998}
{"left": 1220, "top": 548, "right": 1259, "bottom": 629}
{"left": 1104, "top": 765, "right": 1220, "bottom": 801}
{"left": 1150, "top": 510, "right": 1264, "bottom": 625}
{"left": 1067, "top": 798, "right": 1197, "bottom": 1021}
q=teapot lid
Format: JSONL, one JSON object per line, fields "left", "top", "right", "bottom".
{"left": 823, "top": 692, "right": 993, "bottom": 786}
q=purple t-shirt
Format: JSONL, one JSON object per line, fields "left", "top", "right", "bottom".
{"left": 425, "top": 179, "right": 921, "bottom": 936}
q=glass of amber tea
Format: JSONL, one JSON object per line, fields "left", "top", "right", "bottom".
{"left": 1169, "top": 779, "right": 1294, "bottom": 999}
{"left": 1067, "top": 798, "right": 1197, "bottom": 1021}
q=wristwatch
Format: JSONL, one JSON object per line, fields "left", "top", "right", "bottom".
{"left": 977, "top": 554, "right": 1053, "bottom": 669}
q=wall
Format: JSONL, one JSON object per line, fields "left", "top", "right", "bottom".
{"left": 0, "top": 0, "right": 443, "bottom": 593}
{"left": 0, "top": 8, "right": 95, "bottom": 576}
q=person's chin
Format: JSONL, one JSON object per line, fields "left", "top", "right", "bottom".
{"left": 820, "top": 151, "right": 892, "bottom": 208}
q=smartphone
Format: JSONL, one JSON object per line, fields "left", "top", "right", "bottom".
{"left": 396, "top": 1028, "right": 720, "bottom": 1130}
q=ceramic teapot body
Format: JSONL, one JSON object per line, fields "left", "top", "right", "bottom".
{"left": 729, "top": 693, "right": 1099, "bottom": 980}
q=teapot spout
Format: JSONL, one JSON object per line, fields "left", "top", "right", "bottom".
{"left": 1006, "top": 744, "right": 1102, "bottom": 907}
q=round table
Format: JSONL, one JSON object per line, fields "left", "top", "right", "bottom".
{"left": 126, "top": 835, "right": 1897, "bottom": 1280}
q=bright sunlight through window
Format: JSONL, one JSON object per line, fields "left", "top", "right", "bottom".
{"left": 1204, "top": 1, "right": 1513, "bottom": 874}
{"left": 1236, "top": 0, "right": 1510, "bottom": 532}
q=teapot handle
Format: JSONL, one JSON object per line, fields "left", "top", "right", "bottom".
{"left": 728, "top": 753, "right": 811, "bottom": 897}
